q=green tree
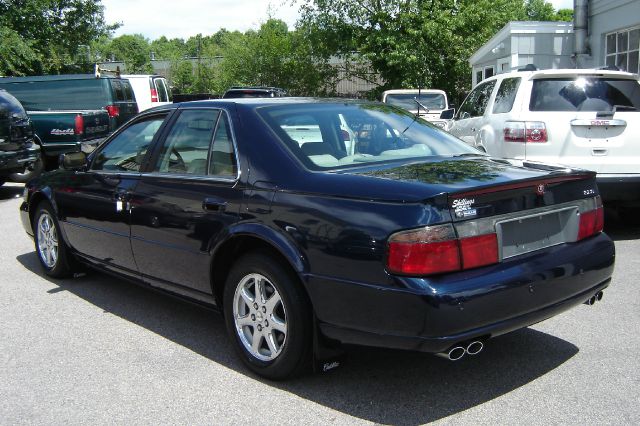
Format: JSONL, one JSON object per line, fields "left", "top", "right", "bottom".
{"left": 0, "top": 0, "right": 118, "bottom": 74}
{"left": 298, "top": 0, "right": 562, "bottom": 101}
{"left": 103, "top": 34, "right": 153, "bottom": 73}
{"left": 217, "top": 19, "right": 337, "bottom": 96}
{"left": 0, "top": 25, "right": 41, "bottom": 76}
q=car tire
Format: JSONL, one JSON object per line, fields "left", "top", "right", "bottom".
{"left": 33, "top": 202, "right": 76, "bottom": 278}
{"left": 9, "top": 156, "right": 44, "bottom": 183}
{"left": 223, "top": 252, "right": 312, "bottom": 380}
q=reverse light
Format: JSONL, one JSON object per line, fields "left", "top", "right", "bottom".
{"left": 578, "top": 196, "right": 604, "bottom": 240}
{"left": 151, "top": 88, "right": 159, "bottom": 102}
{"left": 504, "top": 121, "right": 547, "bottom": 143}
{"left": 387, "top": 224, "right": 498, "bottom": 276}
{"left": 74, "top": 114, "right": 84, "bottom": 136}
{"left": 105, "top": 105, "right": 120, "bottom": 118}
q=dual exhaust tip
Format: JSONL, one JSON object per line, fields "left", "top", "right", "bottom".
{"left": 436, "top": 340, "right": 484, "bottom": 361}
{"left": 584, "top": 291, "right": 604, "bottom": 306}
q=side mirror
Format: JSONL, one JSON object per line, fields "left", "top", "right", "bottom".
{"left": 439, "top": 108, "right": 455, "bottom": 120}
{"left": 60, "top": 151, "right": 87, "bottom": 170}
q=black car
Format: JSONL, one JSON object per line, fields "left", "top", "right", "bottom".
{"left": 0, "top": 89, "right": 41, "bottom": 184}
{"left": 222, "top": 86, "right": 288, "bottom": 98}
{"left": 20, "top": 99, "right": 614, "bottom": 379}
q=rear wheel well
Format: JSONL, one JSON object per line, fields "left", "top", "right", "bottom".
{"left": 29, "top": 193, "right": 49, "bottom": 227}
{"left": 211, "top": 236, "right": 304, "bottom": 311}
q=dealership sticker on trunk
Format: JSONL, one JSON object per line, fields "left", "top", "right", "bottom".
{"left": 452, "top": 198, "right": 477, "bottom": 218}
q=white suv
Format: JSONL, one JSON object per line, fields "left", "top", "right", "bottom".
{"left": 448, "top": 68, "right": 640, "bottom": 215}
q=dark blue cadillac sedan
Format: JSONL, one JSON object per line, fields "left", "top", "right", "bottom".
{"left": 20, "top": 99, "right": 614, "bottom": 379}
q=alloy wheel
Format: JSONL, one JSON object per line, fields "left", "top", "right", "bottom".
{"left": 37, "top": 211, "right": 58, "bottom": 268}
{"left": 232, "top": 273, "right": 288, "bottom": 362}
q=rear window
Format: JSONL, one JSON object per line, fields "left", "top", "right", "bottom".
{"left": 529, "top": 78, "right": 640, "bottom": 112}
{"left": 257, "top": 103, "right": 479, "bottom": 171}
{"left": 385, "top": 93, "right": 447, "bottom": 110}
{"left": 0, "top": 79, "right": 109, "bottom": 110}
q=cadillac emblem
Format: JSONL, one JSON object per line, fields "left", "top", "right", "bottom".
{"left": 535, "top": 184, "right": 546, "bottom": 196}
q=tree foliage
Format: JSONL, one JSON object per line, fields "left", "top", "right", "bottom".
{"left": 0, "top": 0, "right": 118, "bottom": 75}
{"left": 299, "top": 0, "right": 571, "bottom": 101}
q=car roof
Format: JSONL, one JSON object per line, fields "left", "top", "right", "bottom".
{"left": 490, "top": 68, "right": 639, "bottom": 81}
{"left": 0, "top": 74, "right": 122, "bottom": 83}
{"left": 383, "top": 89, "right": 446, "bottom": 95}
{"left": 172, "top": 97, "right": 376, "bottom": 109}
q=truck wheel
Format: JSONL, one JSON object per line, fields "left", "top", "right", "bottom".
{"left": 223, "top": 252, "right": 312, "bottom": 380}
{"left": 34, "top": 202, "right": 75, "bottom": 278}
{"left": 9, "top": 157, "right": 44, "bottom": 183}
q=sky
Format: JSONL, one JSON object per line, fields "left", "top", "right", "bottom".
{"left": 103, "top": 0, "right": 575, "bottom": 41}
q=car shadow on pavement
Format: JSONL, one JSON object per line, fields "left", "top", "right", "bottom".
{"left": 0, "top": 184, "right": 23, "bottom": 202}
{"left": 603, "top": 208, "right": 640, "bottom": 241}
{"left": 17, "top": 251, "right": 579, "bottom": 425}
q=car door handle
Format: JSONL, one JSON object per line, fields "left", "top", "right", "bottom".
{"left": 203, "top": 197, "right": 227, "bottom": 212}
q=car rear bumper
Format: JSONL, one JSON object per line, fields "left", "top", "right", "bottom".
{"left": 596, "top": 174, "right": 640, "bottom": 204}
{"left": 307, "top": 232, "right": 615, "bottom": 353}
{"left": 0, "top": 144, "right": 40, "bottom": 174}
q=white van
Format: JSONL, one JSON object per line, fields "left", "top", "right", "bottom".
{"left": 382, "top": 89, "right": 452, "bottom": 128}
{"left": 447, "top": 67, "right": 640, "bottom": 217}
{"left": 122, "top": 74, "right": 172, "bottom": 112}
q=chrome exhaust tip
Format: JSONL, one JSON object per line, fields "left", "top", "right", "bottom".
{"left": 466, "top": 340, "right": 484, "bottom": 356}
{"left": 584, "top": 295, "right": 596, "bottom": 306}
{"left": 435, "top": 346, "right": 466, "bottom": 361}
{"left": 596, "top": 291, "right": 604, "bottom": 301}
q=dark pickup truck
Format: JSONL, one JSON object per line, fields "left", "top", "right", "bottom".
{"left": 0, "top": 74, "right": 137, "bottom": 169}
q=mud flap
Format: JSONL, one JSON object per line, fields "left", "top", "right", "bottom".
{"left": 312, "top": 315, "right": 345, "bottom": 373}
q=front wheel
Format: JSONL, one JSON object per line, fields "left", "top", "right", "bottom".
{"left": 34, "top": 202, "right": 75, "bottom": 278}
{"left": 223, "top": 252, "right": 312, "bottom": 380}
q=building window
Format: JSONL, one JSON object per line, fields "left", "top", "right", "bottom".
{"left": 605, "top": 27, "right": 640, "bottom": 74}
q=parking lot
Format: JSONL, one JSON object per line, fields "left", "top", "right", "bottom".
{"left": 1, "top": 181, "right": 639, "bottom": 425}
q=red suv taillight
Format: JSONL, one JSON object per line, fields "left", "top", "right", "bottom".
{"left": 105, "top": 105, "right": 120, "bottom": 117}
{"left": 74, "top": 114, "right": 84, "bottom": 136}
{"left": 504, "top": 121, "right": 547, "bottom": 143}
{"left": 578, "top": 196, "right": 604, "bottom": 240}
{"left": 150, "top": 88, "right": 159, "bottom": 102}
{"left": 387, "top": 224, "right": 499, "bottom": 276}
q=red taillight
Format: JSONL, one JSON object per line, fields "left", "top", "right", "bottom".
{"left": 74, "top": 114, "right": 84, "bottom": 136}
{"left": 105, "top": 105, "right": 120, "bottom": 117}
{"left": 150, "top": 88, "right": 159, "bottom": 102}
{"left": 504, "top": 121, "right": 547, "bottom": 143}
{"left": 578, "top": 199, "right": 604, "bottom": 240}
{"left": 460, "top": 233, "right": 499, "bottom": 269}
{"left": 387, "top": 224, "right": 498, "bottom": 276}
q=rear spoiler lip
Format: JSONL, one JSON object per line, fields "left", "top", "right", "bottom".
{"left": 450, "top": 173, "right": 595, "bottom": 199}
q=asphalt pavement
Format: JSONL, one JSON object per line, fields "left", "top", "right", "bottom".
{"left": 1, "top": 182, "right": 639, "bottom": 425}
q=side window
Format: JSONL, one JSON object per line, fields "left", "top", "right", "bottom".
{"left": 92, "top": 115, "right": 166, "bottom": 172}
{"left": 122, "top": 81, "right": 135, "bottom": 102}
{"left": 112, "top": 80, "right": 125, "bottom": 102}
{"left": 475, "top": 80, "right": 496, "bottom": 117}
{"left": 493, "top": 77, "right": 521, "bottom": 114}
{"left": 209, "top": 114, "right": 238, "bottom": 178}
{"left": 456, "top": 80, "right": 496, "bottom": 120}
{"left": 155, "top": 109, "right": 220, "bottom": 175}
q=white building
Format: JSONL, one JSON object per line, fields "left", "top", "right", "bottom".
{"left": 469, "top": 0, "right": 640, "bottom": 86}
